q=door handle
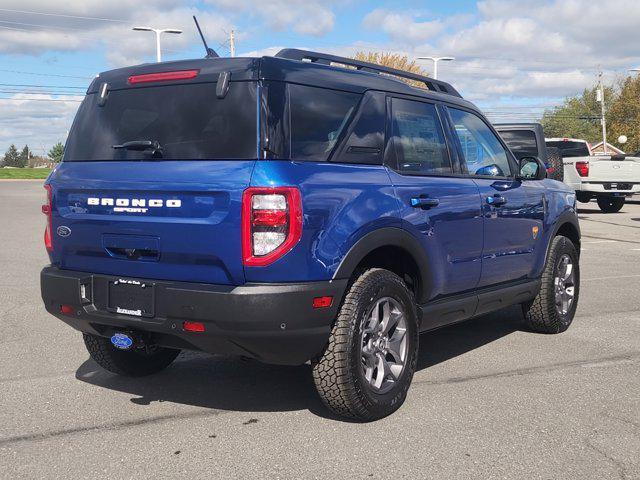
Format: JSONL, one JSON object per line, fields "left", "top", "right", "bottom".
{"left": 486, "top": 194, "right": 507, "bottom": 207}
{"left": 411, "top": 197, "right": 440, "bottom": 209}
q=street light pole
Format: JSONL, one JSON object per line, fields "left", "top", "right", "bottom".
{"left": 132, "top": 27, "right": 182, "bottom": 62}
{"left": 417, "top": 56, "right": 455, "bottom": 80}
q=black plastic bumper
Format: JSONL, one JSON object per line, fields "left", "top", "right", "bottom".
{"left": 40, "top": 267, "right": 347, "bottom": 365}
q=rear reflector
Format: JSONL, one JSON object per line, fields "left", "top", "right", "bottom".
{"left": 575, "top": 161, "right": 589, "bottom": 177}
{"left": 128, "top": 69, "right": 199, "bottom": 84}
{"left": 313, "top": 296, "right": 333, "bottom": 309}
{"left": 43, "top": 184, "right": 53, "bottom": 252}
{"left": 60, "top": 304, "right": 75, "bottom": 315}
{"left": 183, "top": 321, "right": 205, "bottom": 333}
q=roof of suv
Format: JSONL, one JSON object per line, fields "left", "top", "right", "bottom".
{"left": 88, "top": 49, "right": 478, "bottom": 112}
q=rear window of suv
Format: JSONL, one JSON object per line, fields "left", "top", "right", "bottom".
{"left": 498, "top": 129, "right": 539, "bottom": 159}
{"left": 64, "top": 82, "right": 257, "bottom": 161}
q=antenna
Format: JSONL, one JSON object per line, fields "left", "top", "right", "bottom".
{"left": 193, "top": 16, "right": 219, "bottom": 58}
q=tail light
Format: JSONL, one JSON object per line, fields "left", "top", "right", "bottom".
{"left": 242, "top": 187, "right": 302, "bottom": 266}
{"left": 128, "top": 69, "right": 199, "bottom": 84}
{"left": 42, "top": 184, "right": 53, "bottom": 252}
{"left": 575, "top": 161, "right": 589, "bottom": 177}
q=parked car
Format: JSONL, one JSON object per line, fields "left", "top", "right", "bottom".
{"left": 546, "top": 138, "right": 640, "bottom": 212}
{"left": 495, "top": 123, "right": 564, "bottom": 182}
{"left": 40, "top": 49, "right": 582, "bottom": 421}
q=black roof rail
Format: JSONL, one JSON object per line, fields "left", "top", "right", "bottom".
{"left": 275, "top": 48, "right": 462, "bottom": 98}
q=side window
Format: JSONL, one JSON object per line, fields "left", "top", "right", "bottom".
{"left": 333, "top": 91, "right": 385, "bottom": 165}
{"left": 448, "top": 108, "right": 512, "bottom": 177}
{"left": 289, "top": 84, "right": 361, "bottom": 161}
{"left": 390, "top": 98, "right": 452, "bottom": 175}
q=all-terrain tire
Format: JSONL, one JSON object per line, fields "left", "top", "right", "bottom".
{"left": 83, "top": 333, "right": 180, "bottom": 376}
{"left": 522, "top": 235, "right": 579, "bottom": 334}
{"left": 596, "top": 196, "right": 625, "bottom": 213}
{"left": 312, "top": 268, "right": 419, "bottom": 421}
{"left": 545, "top": 146, "right": 564, "bottom": 182}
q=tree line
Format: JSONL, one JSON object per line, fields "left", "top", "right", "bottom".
{"left": 542, "top": 74, "right": 640, "bottom": 153}
{"left": 1, "top": 142, "right": 64, "bottom": 168}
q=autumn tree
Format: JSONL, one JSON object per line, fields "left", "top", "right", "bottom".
{"left": 607, "top": 75, "right": 640, "bottom": 153}
{"left": 352, "top": 52, "right": 429, "bottom": 87}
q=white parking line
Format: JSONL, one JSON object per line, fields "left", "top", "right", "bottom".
{"left": 582, "top": 240, "right": 618, "bottom": 244}
{"left": 582, "top": 274, "right": 640, "bottom": 281}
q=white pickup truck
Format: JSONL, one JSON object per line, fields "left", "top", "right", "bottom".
{"left": 546, "top": 138, "right": 640, "bottom": 213}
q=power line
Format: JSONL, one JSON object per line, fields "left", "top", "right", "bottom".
{"left": 0, "top": 8, "right": 128, "bottom": 23}
{"left": 0, "top": 83, "right": 85, "bottom": 89}
{"left": 0, "top": 97, "right": 82, "bottom": 103}
{"left": 0, "top": 69, "right": 94, "bottom": 79}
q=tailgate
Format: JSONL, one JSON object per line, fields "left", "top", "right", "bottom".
{"left": 589, "top": 157, "right": 640, "bottom": 182}
{"left": 48, "top": 161, "right": 254, "bottom": 285}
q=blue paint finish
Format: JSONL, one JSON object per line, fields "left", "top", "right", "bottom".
{"left": 47, "top": 160, "right": 255, "bottom": 285}
{"left": 388, "top": 170, "right": 483, "bottom": 299}
{"left": 246, "top": 160, "right": 399, "bottom": 282}
{"left": 473, "top": 178, "right": 547, "bottom": 287}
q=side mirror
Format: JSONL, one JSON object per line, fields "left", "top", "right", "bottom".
{"left": 518, "top": 156, "right": 547, "bottom": 180}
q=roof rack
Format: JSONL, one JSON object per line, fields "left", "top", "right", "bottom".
{"left": 275, "top": 48, "right": 462, "bottom": 98}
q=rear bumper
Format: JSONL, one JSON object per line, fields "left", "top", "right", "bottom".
{"left": 40, "top": 266, "right": 347, "bottom": 365}
{"left": 576, "top": 182, "right": 640, "bottom": 196}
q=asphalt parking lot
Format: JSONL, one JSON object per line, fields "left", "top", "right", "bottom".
{"left": 0, "top": 181, "right": 638, "bottom": 479}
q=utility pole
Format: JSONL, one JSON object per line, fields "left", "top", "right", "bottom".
{"left": 597, "top": 71, "right": 608, "bottom": 155}
{"left": 229, "top": 29, "right": 236, "bottom": 57}
{"left": 132, "top": 27, "right": 182, "bottom": 62}
{"left": 417, "top": 56, "right": 455, "bottom": 80}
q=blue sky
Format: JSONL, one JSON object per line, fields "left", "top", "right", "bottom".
{"left": 1, "top": 0, "right": 639, "bottom": 155}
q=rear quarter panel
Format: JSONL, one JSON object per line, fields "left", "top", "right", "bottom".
{"left": 246, "top": 160, "right": 399, "bottom": 282}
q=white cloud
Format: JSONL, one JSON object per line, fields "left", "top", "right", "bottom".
{"left": 205, "top": 0, "right": 336, "bottom": 36}
{"left": 363, "top": 9, "right": 444, "bottom": 44}
{"left": 0, "top": 94, "right": 82, "bottom": 154}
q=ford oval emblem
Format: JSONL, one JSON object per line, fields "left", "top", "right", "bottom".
{"left": 57, "top": 225, "right": 72, "bottom": 237}
{"left": 111, "top": 333, "right": 133, "bottom": 350}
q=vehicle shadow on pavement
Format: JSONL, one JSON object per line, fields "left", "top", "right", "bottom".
{"left": 75, "top": 306, "right": 526, "bottom": 420}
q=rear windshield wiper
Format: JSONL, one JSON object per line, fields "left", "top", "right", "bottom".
{"left": 112, "top": 140, "right": 163, "bottom": 157}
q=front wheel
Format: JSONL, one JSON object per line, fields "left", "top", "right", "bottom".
{"left": 522, "top": 235, "right": 579, "bottom": 333}
{"left": 312, "top": 268, "right": 419, "bottom": 421}
{"left": 83, "top": 333, "right": 180, "bottom": 376}
{"left": 597, "top": 196, "right": 625, "bottom": 213}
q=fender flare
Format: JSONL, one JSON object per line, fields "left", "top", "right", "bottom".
{"left": 543, "top": 210, "right": 581, "bottom": 267}
{"left": 332, "top": 227, "right": 433, "bottom": 304}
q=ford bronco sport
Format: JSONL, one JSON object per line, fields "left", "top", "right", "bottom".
{"left": 40, "top": 49, "right": 581, "bottom": 421}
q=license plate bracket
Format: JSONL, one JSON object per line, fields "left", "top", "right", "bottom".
{"left": 107, "top": 279, "right": 155, "bottom": 318}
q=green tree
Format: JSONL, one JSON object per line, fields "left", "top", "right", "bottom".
{"left": 607, "top": 75, "right": 640, "bottom": 153}
{"left": 17, "top": 145, "right": 30, "bottom": 168}
{"left": 48, "top": 142, "right": 64, "bottom": 163}
{"left": 541, "top": 85, "right": 616, "bottom": 143}
{"left": 2, "top": 144, "right": 21, "bottom": 167}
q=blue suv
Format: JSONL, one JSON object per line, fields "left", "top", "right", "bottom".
{"left": 40, "top": 50, "right": 581, "bottom": 420}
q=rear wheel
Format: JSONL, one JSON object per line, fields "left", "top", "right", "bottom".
{"left": 597, "top": 196, "right": 625, "bottom": 213}
{"left": 522, "top": 235, "right": 579, "bottom": 334}
{"left": 576, "top": 192, "right": 592, "bottom": 203}
{"left": 312, "top": 268, "right": 418, "bottom": 421}
{"left": 83, "top": 333, "right": 180, "bottom": 376}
